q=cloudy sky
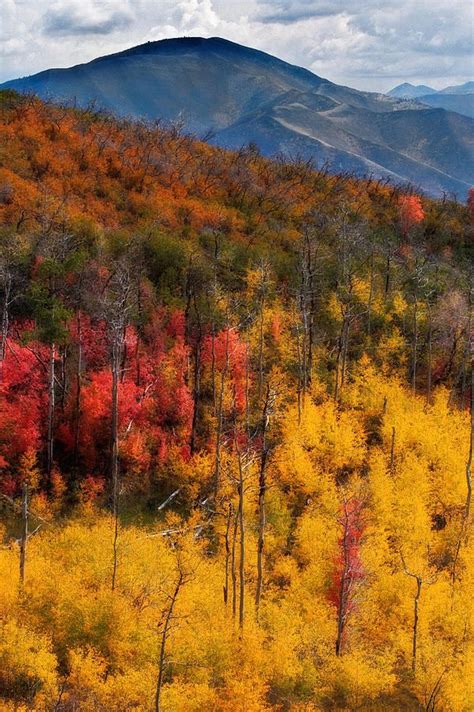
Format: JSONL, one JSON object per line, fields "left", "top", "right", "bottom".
{"left": 1, "top": 0, "right": 472, "bottom": 91}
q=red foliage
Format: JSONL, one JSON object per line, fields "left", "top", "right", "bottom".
{"left": 328, "top": 498, "right": 365, "bottom": 644}
{"left": 54, "top": 310, "right": 193, "bottom": 477}
{"left": 271, "top": 313, "right": 282, "bottom": 344}
{"left": 398, "top": 195, "right": 424, "bottom": 237}
{"left": 69, "top": 313, "right": 108, "bottom": 371}
{"left": 467, "top": 187, "right": 474, "bottom": 218}
{"left": 202, "top": 328, "right": 249, "bottom": 412}
{"left": 0, "top": 337, "right": 47, "bottom": 480}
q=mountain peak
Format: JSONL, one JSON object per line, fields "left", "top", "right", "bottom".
{"left": 92, "top": 36, "right": 319, "bottom": 76}
{"left": 388, "top": 83, "right": 436, "bottom": 99}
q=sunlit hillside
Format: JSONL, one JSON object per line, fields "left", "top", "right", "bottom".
{"left": 0, "top": 90, "right": 473, "bottom": 711}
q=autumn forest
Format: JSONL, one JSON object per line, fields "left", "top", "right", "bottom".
{"left": 0, "top": 89, "right": 473, "bottom": 712}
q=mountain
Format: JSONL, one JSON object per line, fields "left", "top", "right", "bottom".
{"left": 388, "top": 82, "right": 436, "bottom": 99}
{"left": 439, "top": 81, "right": 474, "bottom": 95}
{"left": 388, "top": 81, "right": 474, "bottom": 119}
{"left": 417, "top": 93, "right": 474, "bottom": 119}
{"left": 423, "top": 82, "right": 474, "bottom": 118}
{"left": 2, "top": 37, "right": 473, "bottom": 197}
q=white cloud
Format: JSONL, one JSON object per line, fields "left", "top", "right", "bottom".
{"left": 42, "top": 0, "right": 135, "bottom": 36}
{"left": 0, "top": 0, "right": 471, "bottom": 91}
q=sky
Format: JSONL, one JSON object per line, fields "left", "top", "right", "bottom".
{"left": 0, "top": 0, "right": 472, "bottom": 91}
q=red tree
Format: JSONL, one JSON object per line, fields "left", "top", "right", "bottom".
{"left": 328, "top": 497, "right": 365, "bottom": 655}
{"left": 0, "top": 332, "right": 47, "bottom": 493}
{"left": 398, "top": 195, "right": 424, "bottom": 238}
{"left": 467, "top": 187, "right": 474, "bottom": 218}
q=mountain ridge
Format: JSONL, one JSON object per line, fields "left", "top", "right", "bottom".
{"left": 387, "top": 81, "right": 474, "bottom": 118}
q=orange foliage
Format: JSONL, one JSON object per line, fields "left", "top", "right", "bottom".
{"left": 398, "top": 195, "right": 425, "bottom": 237}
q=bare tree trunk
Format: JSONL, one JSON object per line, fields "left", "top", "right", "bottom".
{"left": 189, "top": 295, "right": 203, "bottom": 455}
{"left": 427, "top": 308, "right": 433, "bottom": 404}
{"left": 425, "top": 670, "right": 447, "bottom": 712}
{"left": 367, "top": 251, "right": 375, "bottom": 339}
{"left": 59, "top": 346, "right": 67, "bottom": 413}
{"left": 449, "top": 299, "right": 472, "bottom": 408}
{"left": 73, "top": 313, "right": 82, "bottom": 464}
{"left": 155, "top": 571, "right": 184, "bottom": 712}
{"left": 19, "top": 482, "right": 28, "bottom": 587}
{"left": 412, "top": 576, "right": 422, "bottom": 672}
{"left": 255, "top": 450, "right": 267, "bottom": 619}
{"left": 211, "top": 323, "right": 217, "bottom": 414}
{"left": 412, "top": 294, "right": 418, "bottom": 395}
{"left": 303, "top": 232, "right": 314, "bottom": 388}
{"left": 135, "top": 282, "right": 142, "bottom": 387}
{"left": 334, "top": 318, "right": 348, "bottom": 403}
{"left": 257, "top": 294, "right": 265, "bottom": 402}
{"left": 335, "top": 508, "right": 350, "bottom": 656}
{"left": 46, "top": 343, "right": 55, "bottom": 475}
{"left": 214, "top": 327, "right": 229, "bottom": 499}
{"left": 255, "top": 387, "right": 271, "bottom": 617}
{"left": 0, "top": 271, "right": 11, "bottom": 375}
{"left": 296, "top": 324, "right": 303, "bottom": 423}
{"left": 390, "top": 426, "right": 396, "bottom": 475}
{"left": 231, "top": 503, "right": 239, "bottom": 619}
{"left": 401, "top": 553, "right": 429, "bottom": 674}
{"left": 298, "top": 241, "right": 312, "bottom": 404}
{"left": 190, "top": 337, "right": 201, "bottom": 455}
{"left": 451, "top": 364, "right": 473, "bottom": 583}
{"left": 301, "top": 305, "right": 308, "bottom": 402}
{"left": 238, "top": 460, "right": 245, "bottom": 630}
{"left": 111, "top": 335, "right": 121, "bottom": 592}
{"left": 223, "top": 502, "right": 233, "bottom": 605}
{"left": 334, "top": 336, "right": 342, "bottom": 403}
{"left": 341, "top": 318, "right": 351, "bottom": 387}
{"left": 460, "top": 293, "right": 472, "bottom": 407}
{"left": 245, "top": 340, "right": 250, "bottom": 438}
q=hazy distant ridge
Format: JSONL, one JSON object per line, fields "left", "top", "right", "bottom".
{"left": 388, "top": 81, "right": 474, "bottom": 118}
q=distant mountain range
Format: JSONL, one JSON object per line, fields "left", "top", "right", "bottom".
{"left": 2, "top": 37, "right": 473, "bottom": 197}
{"left": 388, "top": 82, "right": 474, "bottom": 119}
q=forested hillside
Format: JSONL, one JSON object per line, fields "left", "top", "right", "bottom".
{"left": 0, "top": 90, "right": 473, "bottom": 712}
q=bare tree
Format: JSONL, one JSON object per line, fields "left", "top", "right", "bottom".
{"left": 223, "top": 502, "right": 233, "bottom": 606}
{"left": 227, "top": 438, "right": 256, "bottom": 629}
{"left": 0, "top": 264, "right": 13, "bottom": 372}
{"left": 255, "top": 384, "right": 276, "bottom": 618}
{"left": 100, "top": 260, "right": 135, "bottom": 591}
{"left": 46, "top": 342, "right": 56, "bottom": 475}
{"left": 213, "top": 323, "right": 229, "bottom": 499}
{"left": 335, "top": 496, "right": 364, "bottom": 656}
{"left": 255, "top": 261, "right": 271, "bottom": 402}
{"left": 451, "top": 356, "right": 473, "bottom": 584}
{"left": 0, "top": 484, "right": 46, "bottom": 588}
{"left": 19, "top": 482, "right": 29, "bottom": 587}
{"left": 400, "top": 551, "right": 436, "bottom": 672}
{"left": 155, "top": 556, "right": 190, "bottom": 712}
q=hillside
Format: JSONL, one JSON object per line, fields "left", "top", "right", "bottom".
{"left": 0, "top": 92, "right": 473, "bottom": 712}
{"left": 2, "top": 37, "right": 473, "bottom": 197}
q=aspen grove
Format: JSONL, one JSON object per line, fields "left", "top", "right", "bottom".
{"left": 0, "top": 91, "right": 473, "bottom": 712}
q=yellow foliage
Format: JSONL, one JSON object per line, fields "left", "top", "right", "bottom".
{"left": 0, "top": 370, "right": 471, "bottom": 711}
{"left": 0, "top": 619, "right": 58, "bottom": 706}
